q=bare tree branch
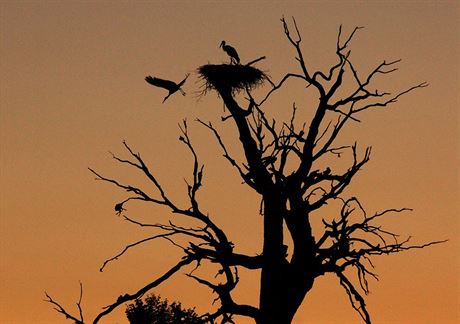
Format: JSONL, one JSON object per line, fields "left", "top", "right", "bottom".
{"left": 337, "top": 271, "right": 371, "bottom": 324}
{"left": 99, "top": 232, "right": 178, "bottom": 272}
{"left": 44, "top": 282, "right": 85, "bottom": 324}
{"left": 246, "top": 56, "right": 266, "bottom": 66}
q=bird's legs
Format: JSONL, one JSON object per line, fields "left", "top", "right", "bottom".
{"left": 162, "top": 93, "right": 172, "bottom": 103}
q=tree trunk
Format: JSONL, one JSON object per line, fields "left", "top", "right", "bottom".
{"left": 218, "top": 89, "right": 316, "bottom": 323}
{"left": 258, "top": 191, "right": 289, "bottom": 324}
{"left": 258, "top": 189, "right": 316, "bottom": 324}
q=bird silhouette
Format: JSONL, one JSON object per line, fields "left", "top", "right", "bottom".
{"left": 114, "top": 202, "right": 125, "bottom": 216}
{"left": 220, "top": 41, "right": 240, "bottom": 64}
{"left": 145, "top": 74, "right": 190, "bottom": 103}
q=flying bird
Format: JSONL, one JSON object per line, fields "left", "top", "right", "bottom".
{"left": 220, "top": 41, "right": 240, "bottom": 64}
{"left": 145, "top": 74, "right": 190, "bottom": 103}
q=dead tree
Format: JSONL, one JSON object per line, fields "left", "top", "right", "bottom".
{"left": 45, "top": 17, "right": 445, "bottom": 324}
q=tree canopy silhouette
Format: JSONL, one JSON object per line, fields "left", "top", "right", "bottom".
{"left": 125, "top": 294, "right": 204, "bottom": 324}
{"left": 45, "top": 17, "right": 445, "bottom": 324}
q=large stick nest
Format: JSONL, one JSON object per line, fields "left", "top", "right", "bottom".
{"left": 198, "top": 64, "right": 266, "bottom": 95}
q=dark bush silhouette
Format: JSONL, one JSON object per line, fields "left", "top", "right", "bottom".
{"left": 125, "top": 294, "right": 204, "bottom": 324}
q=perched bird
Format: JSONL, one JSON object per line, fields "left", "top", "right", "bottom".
{"left": 114, "top": 202, "right": 125, "bottom": 216}
{"left": 220, "top": 40, "right": 240, "bottom": 64}
{"left": 145, "top": 74, "right": 189, "bottom": 103}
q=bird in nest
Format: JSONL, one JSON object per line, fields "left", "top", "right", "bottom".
{"left": 220, "top": 41, "right": 240, "bottom": 65}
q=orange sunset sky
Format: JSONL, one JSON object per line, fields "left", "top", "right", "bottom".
{"left": 1, "top": 1, "right": 459, "bottom": 323}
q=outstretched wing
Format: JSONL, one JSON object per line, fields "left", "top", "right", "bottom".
{"left": 177, "top": 73, "right": 190, "bottom": 88}
{"left": 145, "top": 76, "right": 178, "bottom": 91}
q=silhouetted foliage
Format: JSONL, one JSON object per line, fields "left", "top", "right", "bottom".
{"left": 46, "top": 17, "right": 445, "bottom": 324}
{"left": 125, "top": 294, "right": 204, "bottom": 324}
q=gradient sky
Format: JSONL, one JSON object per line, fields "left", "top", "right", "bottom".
{"left": 1, "top": 1, "right": 459, "bottom": 323}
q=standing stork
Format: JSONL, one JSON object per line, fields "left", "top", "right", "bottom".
{"left": 145, "top": 74, "right": 189, "bottom": 103}
{"left": 220, "top": 41, "right": 240, "bottom": 65}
